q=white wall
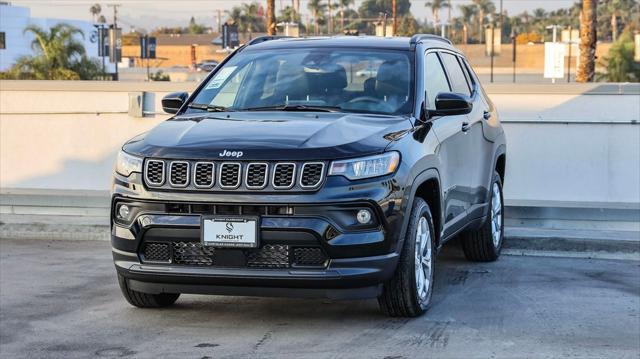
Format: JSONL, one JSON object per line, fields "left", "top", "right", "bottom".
{"left": 0, "top": 81, "right": 638, "bottom": 209}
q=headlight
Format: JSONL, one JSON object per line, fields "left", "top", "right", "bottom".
{"left": 115, "top": 150, "right": 143, "bottom": 177}
{"left": 328, "top": 152, "right": 400, "bottom": 180}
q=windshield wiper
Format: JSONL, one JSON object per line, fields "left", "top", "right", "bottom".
{"left": 188, "top": 103, "right": 234, "bottom": 112}
{"left": 244, "top": 104, "right": 341, "bottom": 112}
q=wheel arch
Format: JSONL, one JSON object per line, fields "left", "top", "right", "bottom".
{"left": 399, "top": 168, "right": 443, "bottom": 250}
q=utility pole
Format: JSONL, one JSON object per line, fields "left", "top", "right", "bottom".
{"left": 328, "top": 0, "right": 333, "bottom": 34}
{"left": 107, "top": 4, "right": 121, "bottom": 81}
{"left": 217, "top": 10, "right": 222, "bottom": 33}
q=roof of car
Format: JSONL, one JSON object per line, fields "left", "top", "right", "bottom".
{"left": 246, "top": 35, "right": 459, "bottom": 52}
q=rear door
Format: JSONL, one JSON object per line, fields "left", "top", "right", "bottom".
{"left": 424, "top": 51, "right": 470, "bottom": 238}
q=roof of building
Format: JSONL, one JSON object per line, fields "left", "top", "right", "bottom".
{"left": 155, "top": 33, "right": 219, "bottom": 46}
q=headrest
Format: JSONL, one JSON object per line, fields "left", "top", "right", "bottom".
{"left": 376, "top": 60, "right": 409, "bottom": 96}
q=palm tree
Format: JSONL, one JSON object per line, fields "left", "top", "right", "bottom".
{"left": 267, "top": 0, "right": 276, "bottom": 34}
{"left": 11, "top": 24, "right": 87, "bottom": 79}
{"left": 241, "top": 2, "right": 263, "bottom": 39}
{"left": 339, "top": 0, "right": 354, "bottom": 30}
{"left": 425, "top": 0, "right": 449, "bottom": 32}
{"left": 89, "top": 3, "right": 101, "bottom": 23}
{"left": 458, "top": 4, "right": 477, "bottom": 43}
{"left": 307, "top": 0, "right": 327, "bottom": 35}
{"left": 472, "top": 0, "right": 495, "bottom": 43}
{"left": 577, "top": 0, "right": 597, "bottom": 82}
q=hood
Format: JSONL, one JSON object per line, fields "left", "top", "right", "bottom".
{"left": 123, "top": 112, "right": 412, "bottom": 160}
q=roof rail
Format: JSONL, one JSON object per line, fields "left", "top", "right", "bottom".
{"left": 246, "top": 35, "right": 292, "bottom": 46}
{"left": 409, "top": 34, "right": 452, "bottom": 47}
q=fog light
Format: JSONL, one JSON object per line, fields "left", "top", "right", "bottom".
{"left": 356, "top": 209, "right": 372, "bottom": 224}
{"left": 118, "top": 204, "right": 130, "bottom": 219}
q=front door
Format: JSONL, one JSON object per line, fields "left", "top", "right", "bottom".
{"left": 424, "top": 51, "right": 471, "bottom": 239}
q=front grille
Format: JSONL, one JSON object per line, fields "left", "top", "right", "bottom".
{"left": 144, "top": 159, "right": 326, "bottom": 191}
{"left": 293, "top": 247, "right": 329, "bottom": 267}
{"left": 142, "top": 242, "right": 170, "bottom": 262}
{"left": 272, "top": 163, "right": 296, "bottom": 189}
{"left": 169, "top": 161, "right": 189, "bottom": 187}
{"left": 194, "top": 162, "right": 215, "bottom": 188}
{"left": 173, "top": 241, "right": 215, "bottom": 265}
{"left": 246, "top": 244, "right": 289, "bottom": 268}
{"left": 145, "top": 160, "right": 165, "bottom": 186}
{"left": 219, "top": 163, "right": 241, "bottom": 188}
{"left": 245, "top": 163, "right": 268, "bottom": 189}
{"left": 300, "top": 163, "right": 325, "bottom": 188}
{"left": 141, "top": 241, "right": 328, "bottom": 269}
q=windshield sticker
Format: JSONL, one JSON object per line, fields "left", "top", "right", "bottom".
{"left": 206, "top": 66, "right": 237, "bottom": 89}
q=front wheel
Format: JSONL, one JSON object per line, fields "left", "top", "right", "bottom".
{"left": 462, "top": 172, "right": 504, "bottom": 262}
{"left": 117, "top": 274, "right": 180, "bottom": 308}
{"left": 378, "top": 198, "right": 435, "bottom": 317}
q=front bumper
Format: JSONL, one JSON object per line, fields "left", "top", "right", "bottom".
{"left": 111, "top": 168, "right": 409, "bottom": 299}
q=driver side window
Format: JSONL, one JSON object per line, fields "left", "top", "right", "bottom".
{"left": 424, "top": 52, "right": 450, "bottom": 109}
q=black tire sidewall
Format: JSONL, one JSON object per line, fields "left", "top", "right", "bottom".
{"left": 404, "top": 198, "right": 436, "bottom": 312}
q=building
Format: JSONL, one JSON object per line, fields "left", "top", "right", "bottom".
{"left": 0, "top": 3, "right": 113, "bottom": 72}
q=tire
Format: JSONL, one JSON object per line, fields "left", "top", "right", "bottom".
{"left": 378, "top": 197, "right": 435, "bottom": 317}
{"left": 117, "top": 274, "right": 180, "bottom": 308}
{"left": 462, "top": 172, "right": 504, "bottom": 262}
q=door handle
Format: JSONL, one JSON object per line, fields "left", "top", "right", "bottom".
{"left": 483, "top": 111, "right": 492, "bottom": 120}
{"left": 461, "top": 122, "right": 470, "bottom": 132}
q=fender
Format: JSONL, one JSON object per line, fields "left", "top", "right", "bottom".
{"left": 395, "top": 167, "right": 443, "bottom": 254}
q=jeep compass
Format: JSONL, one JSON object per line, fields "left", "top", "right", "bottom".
{"left": 111, "top": 35, "right": 507, "bottom": 317}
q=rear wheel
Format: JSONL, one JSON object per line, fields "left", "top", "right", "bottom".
{"left": 378, "top": 198, "right": 435, "bottom": 317}
{"left": 462, "top": 172, "right": 504, "bottom": 262}
{"left": 117, "top": 274, "right": 180, "bottom": 308}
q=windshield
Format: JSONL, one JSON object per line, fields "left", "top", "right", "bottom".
{"left": 189, "top": 47, "right": 414, "bottom": 115}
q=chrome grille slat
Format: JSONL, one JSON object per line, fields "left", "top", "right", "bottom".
{"left": 219, "top": 163, "right": 242, "bottom": 189}
{"left": 300, "top": 162, "right": 325, "bottom": 189}
{"left": 169, "top": 161, "right": 190, "bottom": 187}
{"left": 194, "top": 162, "right": 215, "bottom": 188}
{"left": 145, "top": 160, "right": 165, "bottom": 186}
{"left": 272, "top": 163, "right": 296, "bottom": 189}
{"left": 245, "top": 163, "right": 269, "bottom": 189}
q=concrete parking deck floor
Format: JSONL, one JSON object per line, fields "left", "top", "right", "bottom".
{"left": 1, "top": 238, "right": 638, "bottom": 359}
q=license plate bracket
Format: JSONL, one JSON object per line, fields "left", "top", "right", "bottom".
{"left": 201, "top": 216, "right": 259, "bottom": 248}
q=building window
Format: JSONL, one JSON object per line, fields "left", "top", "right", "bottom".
{"left": 0, "top": 32, "right": 5, "bottom": 49}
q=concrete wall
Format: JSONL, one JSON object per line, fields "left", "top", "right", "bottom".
{"left": 1, "top": 81, "right": 638, "bottom": 210}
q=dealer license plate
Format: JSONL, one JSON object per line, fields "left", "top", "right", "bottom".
{"left": 201, "top": 216, "right": 259, "bottom": 248}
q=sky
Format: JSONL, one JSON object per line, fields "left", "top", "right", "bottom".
{"left": 10, "top": 0, "right": 577, "bottom": 32}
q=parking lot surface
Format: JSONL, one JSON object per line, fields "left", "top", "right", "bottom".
{"left": 1, "top": 238, "right": 638, "bottom": 359}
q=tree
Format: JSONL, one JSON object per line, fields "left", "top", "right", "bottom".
{"left": 308, "top": 0, "right": 327, "bottom": 34}
{"left": 339, "top": 0, "right": 355, "bottom": 31}
{"left": 396, "top": 14, "right": 418, "bottom": 36}
{"left": 267, "top": 0, "right": 276, "bottom": 35}
{"left": 472, "top": 0, "right": 495, "bottom": 43}
{"left": 598, "top": 29, "right": 640, "bottom": 82}
{"left": 577, "top": 0, "right": 597, "bottom": 82}
{"left": 89, "top": 3, "right": 102, "bottom": 23}
{"left": 187, "top": 17, "right": 208, "bottom": 34}
{"left": 425, "top": 0, "right": 450, "bottom": 32}
{"left": 458, "top": 4, "right": 477, "bottom": 43}
{"left": 5, "top": 23, "right": 102, "bottom": 80}
{"left": 226, "top": 3, "right": 265, "bottom": 39}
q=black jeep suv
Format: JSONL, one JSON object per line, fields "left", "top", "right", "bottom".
{"left": 111, "top": 35, "right": 506, "bottom": 317}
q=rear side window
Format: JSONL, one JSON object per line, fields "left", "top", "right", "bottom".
{"left": 440, "top": 53, "right": 471, "bottom": 97}
{"left": 424, "top": 52, "right": 450, "bottom": 109}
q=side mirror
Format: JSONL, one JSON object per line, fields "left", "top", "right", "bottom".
{"left": 432, "top": 92, "right": 472, "bottom": 116}
{"left": 162, "top": 92, "right": 188, "bottom": 114}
